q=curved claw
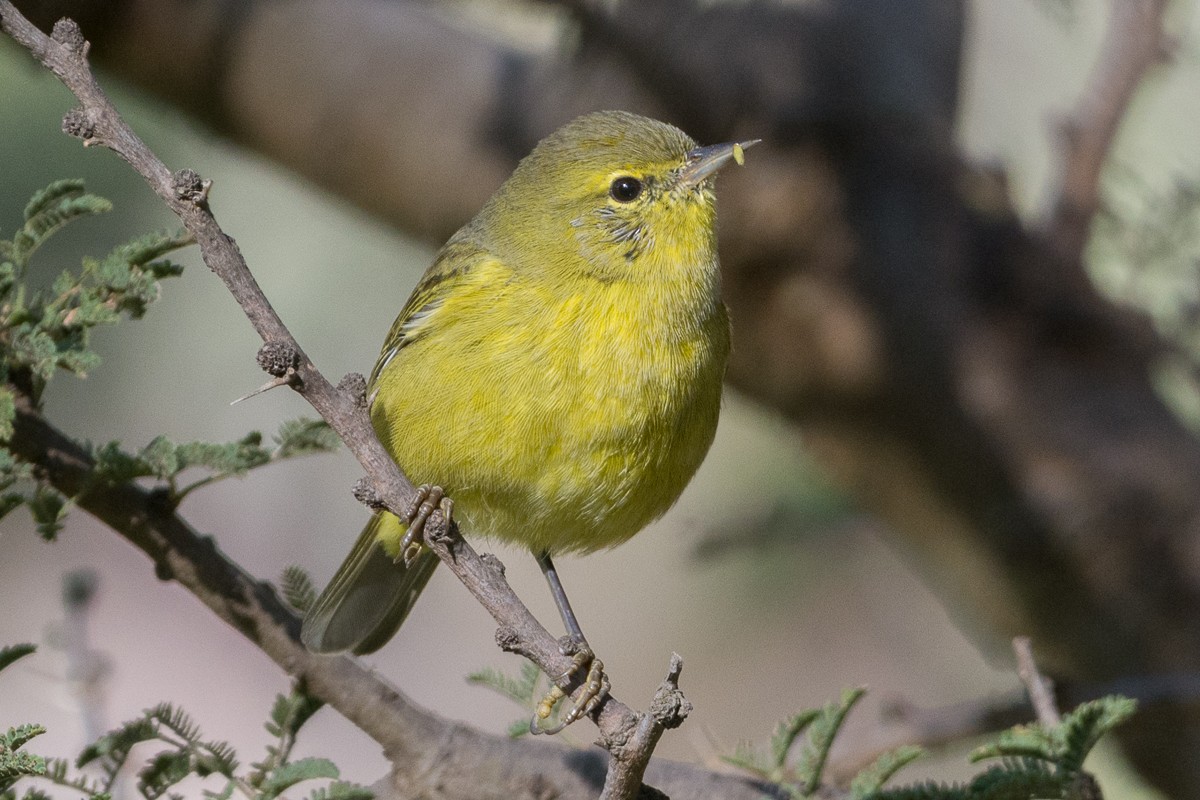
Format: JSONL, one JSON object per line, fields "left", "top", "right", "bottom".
{"left": 529, "top": 683, "right": 571, "bottom": 735}
{"left": 395, "top": 485, "right": 451, "bottom": 566}
{"left": 528, "top": 649, "right": 610, "bottom": 735}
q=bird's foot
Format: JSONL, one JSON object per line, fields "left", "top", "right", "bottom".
{"left": 395, "top": 484, "right": 453, "bottom": 567}
{"left": 529, "top": 635, "right": 610, "bottom": 735}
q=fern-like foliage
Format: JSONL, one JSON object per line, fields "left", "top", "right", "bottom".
{"left": 0, "top": 645, "right": 35, "bottom": 676}
{"left": 850, "top": 746, "right": 925, "bottom": 799}
{"left": 5, "top": 675, "right": 366, "bottom": 800}
{"left": 0, "top": 181, "right": 189, "bottom": 540}
{"left": 279, "top": 566, "right": 319, "bottom": 614}
{"left": 74, "top": 702, "right": 238, "bottom": 798}
{"left": 467, "top": 662, "right": 570, "bottom": 738}
{"left": 0, "top": 180, "right": 343, "bottom": 543}
{"left": 795, "top": 687, "right": 866, "bottom": 792}
{"left": 721, "top": 689, "right": 865, "bottom": 795}
{"left": 1, "top": 644, "right": 49, "bottom": 797}
{"left": 0, "top": 180, "right": 188, "bottom": 389}
{"left": 725, "top": 689, "right": 1135, "bottom": 799}
{"left": 86, "top": 416, "right": 339, "bottom": 506}
{"left": 246, "top": 686, "right": 325, "bottom": 788}
{"left": 1, "top": 724, "right": 48, "bottom": 785}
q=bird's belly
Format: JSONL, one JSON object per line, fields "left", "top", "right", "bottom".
{"left": 371, "top": 313, "right": 725, "bottom": 555}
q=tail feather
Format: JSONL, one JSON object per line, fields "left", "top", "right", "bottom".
{"left": 301, "top": 512, "right": 440, "bottom": 655}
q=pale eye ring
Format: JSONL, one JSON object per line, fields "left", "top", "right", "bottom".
{"left": 609, "top": 176, "right": 643, "bottom": 202}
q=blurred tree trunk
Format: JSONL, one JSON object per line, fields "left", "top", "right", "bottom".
{"left": 14, "top": 0, "right": 1200, "bottom": 795}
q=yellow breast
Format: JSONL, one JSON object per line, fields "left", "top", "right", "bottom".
{"left": 369, "top": 261, "right": 729, "bottom": 555}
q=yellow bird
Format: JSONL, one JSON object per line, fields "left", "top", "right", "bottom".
{"left": 302, "top": 110, "right": 753, "bottom": 732}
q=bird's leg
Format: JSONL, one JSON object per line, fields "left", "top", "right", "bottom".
{"left": 529, "top": 551, "right": 611, "bottom": 735}
{"left": 395, "top": 485, "right": 453, "bottom": 567}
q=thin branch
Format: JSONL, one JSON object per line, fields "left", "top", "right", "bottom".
{"left": 1047, "top": 0, "right": 1170, "bottom": 259}
{"left": 601, "top": 653, "right": 691, "bottom": 800}
{"left": 0, "top": 1, "right": 670, "bottom": 790}
{"left": 1014, "top": 636, "right": 1061, "bottom": 727}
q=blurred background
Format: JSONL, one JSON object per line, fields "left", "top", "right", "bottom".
{"left": 2, "top": 1, "right": 1199, "bottom": 797}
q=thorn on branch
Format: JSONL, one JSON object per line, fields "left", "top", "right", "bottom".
{"left": 230, "top": 376, "right": 293, "bottom": 405}
{"left": 230, "top": 341, "right": 303, "bottom": 403}
{"left": 50, "top": 18, "right": 86, "bottom": 55}
{"left": 61, "top": 107, "right": 95, "bottom": 143}
{"left": 173, "top": 169, "right": 211, "bottom": 206}
{"left": 352, "top": 477, "right": 386, "bottom": 510}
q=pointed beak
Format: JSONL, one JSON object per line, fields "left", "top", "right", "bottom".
{"left": 678, "top": 138, "right": 761, "bottom": 188}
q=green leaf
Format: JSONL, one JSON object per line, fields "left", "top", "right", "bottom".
{"left": 794, "top": 687, "right": 865, "bottom": 794}
{"left": 279, "top": 566, "right": 318, "bottom": 615}
{"left": 0, "top": 259, "right": 15, "bottom": 296}
{"left": 174, "top": 434, "right": 269, "bottom": 475}
{"left": 305, "top": 781, "right": 374, "bottom": 800}
{"left": 103, "top": 230, "right": 192, "bottom": 271}
{"left": 10, "top": 327, "right": 58, "bottom": 381}
{"left": 27, "top": 485, "right": 66, "bottom": 540}
{"left": 274, "top": 418, "right": 340, "bottom": 459}
{"left": 859, "top": 780, "right": 966, "bottom": 800}
{"left": 76, "top": 717, "right": 156, "bottom": 770}
{"left": 258, "top": 757, "right": 339, "bottom": 800}
{"left": 138, "top": 437, "right": 180, "bottom": 480}
{"left": 2, "top": 725, "right": 46, "bottom": 754}
{"left": 202, "top": 780, "right": 236, "bottom": 800}
{"left": 0, "top": 644, "right": 36, "bottom": 675}
{"left": 719, "top": 741, "right": 774, "bottom": 779}
{"left": 505, "top": 718, "right": 532, "bottom": 739}
{"left": 54, "top": 344, "right": 100, "bottom": 377}
{"left": 1057, "top": 696, "right": 1136, "bottom": 772}
{"left": 467, "top": 663, "right": 543, "bottom": 708}
{"left": 850, "top": 745, "right": 924, "bottom": 798}
{"left": 0, "top": 724, "right": 47, "bottom": 781}
{"left": 197, "top": 739, "right": 238, "bottom": 778}
{"left": 23, "top": 180, "right": 87, "bottom": 222}
{"left": 14, "top": 787, "right": 56, "bottom": 800}
{"left": 15, "top": 189, "right": 112, "bottom": 267}
{"left": 266, "top": 690, "right": 323, "bottom": 741}
{"left": 147, "top": 704, "right": 201, "bottom": 745}
{"left": 1, "top": 186, "right": 190, "bottom": 393}
{"left": 0, "top": 388, "right": 15, "bottom": 442}
{"left": 965, "top": 759, "right": 1063, "bottom": 799}
{"left": 969, "top": 725, "right": 1055, "bottom": 764}
{"left": 137, "top": 751, "right": 193, "bottom": 799}
{"left": 35, "top": 756, "right": 105, "bottom": 797}
{"left": 770, "top": 709, "right": 821, "bottom": 770}
{"left": 90, "top": 441, "right": 155, "bottom": 484}
{"left": 0, "top": 749, "right": 46, "bottom": 782}
{"left": 0, "top": 493, "right": 24, "bottom": 522}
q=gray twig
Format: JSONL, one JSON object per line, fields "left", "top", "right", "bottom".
{"left": 1014, "top": 636, "right": 1061, "bottom": 727}
{"left": 1047, "top": 0, "right": 1171, "bottom": 259}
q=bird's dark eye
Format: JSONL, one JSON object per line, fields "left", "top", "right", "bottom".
{"left": 609, "top": 176, "right": 643, "bottom": 202}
